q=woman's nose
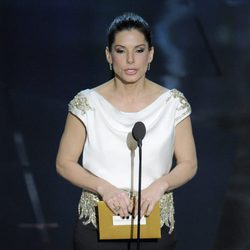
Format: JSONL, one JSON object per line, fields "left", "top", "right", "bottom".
{"left": 127, "top": 52, "right": 134, "bottom": 64}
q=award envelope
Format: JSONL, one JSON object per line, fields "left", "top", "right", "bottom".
{"left": 97, "top": 201, "right": 161, "bottom": 240}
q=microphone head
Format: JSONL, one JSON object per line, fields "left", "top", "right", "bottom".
{"left": 127, "top": 132, "right": 138, "bottom": 151}
{"left": 132, "top": 121, "right": 146, "bottom": 143}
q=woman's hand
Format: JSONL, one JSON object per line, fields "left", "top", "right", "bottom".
{"left": 98, "top": 184, "right": 131, "bottom": 218}
{"left": 134, "top": 179, "right": 168, "bottom": 218}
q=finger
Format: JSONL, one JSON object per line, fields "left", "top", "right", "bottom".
{"left": 106, "top": 192, "right": 130, "bottom": 218}
{"left": 116, "top": 192, "right": 131, "bottom": 218}
{"left": 118, "top": 192, "right": 131, "bottom": 207}
{"left": 110, "top": 200, "right": 121, "bottom": 215}
{"left": 145, "top": 202, "right": 155, "bottom": 217}
{"left": 128, "top": 197, "right": 135, "bottom": 214}
{"left": 112, "top": 199, "right": 128, "bottom": 218}
{"left": 118, "top": 199, "right": 129, "bottom": 218}
{"left": 140, "top": 199, "right": 150, "bottom": 217}
{"left": 132, "top": 198, "right": 139, "bottom": 218}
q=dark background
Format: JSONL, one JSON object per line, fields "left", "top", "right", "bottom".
{"left": 1, "top": 0, "right": 250, "bottom": 249}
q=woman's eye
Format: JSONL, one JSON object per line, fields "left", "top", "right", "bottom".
{"left": 136, "top": 48, "right": 145, "bottom": 53}
{"left": 116, "top": 49, "right": 125, "bottom": 54}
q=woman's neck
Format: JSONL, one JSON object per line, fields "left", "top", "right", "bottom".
{"left": 95, "top": 77, "right": 165, "bottom": 113}
{"left": 112, "top": 77, "right": 149, "bottom": 99}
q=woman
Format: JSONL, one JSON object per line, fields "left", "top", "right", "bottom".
{"left": 56, "top": 12, "right": 197, "bottom": 250}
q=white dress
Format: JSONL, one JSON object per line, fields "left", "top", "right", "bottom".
{"left": 68, "top": 87, "right": 191, "bottom": 233}
{"left": 68, "top": 88, "right": 191, "bottom": 192}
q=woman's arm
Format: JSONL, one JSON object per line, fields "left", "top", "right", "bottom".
{"left": 163, "top": 116, "right": 198, "bottom": 191}
{"left": 139, "top": 116, "right": 198, "bottom": 216}
{"left": 56, "top": 112, "right": 130, "bottom": 216}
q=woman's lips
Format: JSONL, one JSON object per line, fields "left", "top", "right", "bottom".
{"left": 124, "top": 69, "right": 137, "bottom": 75}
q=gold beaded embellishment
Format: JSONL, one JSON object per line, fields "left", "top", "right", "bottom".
{"left": 78, "top": 191, "right": 100, "bottom": 228}
{"left": 78, "top": 191, "right": 175, "bottom": 234}
{"left": 68, "top": 92, "right": 94, "bottom": 115}
{"left": 166, "top": 89, "right": 191, "bottom": 123}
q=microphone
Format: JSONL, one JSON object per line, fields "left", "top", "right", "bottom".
{"left": 126, "top": 132, "right": 138, "bottom": 151}
{"left": 131, "top": 121, "right": 146, "bottom": 250}
{"left": 132, "top": 121, "right": 146, "bottom": 147}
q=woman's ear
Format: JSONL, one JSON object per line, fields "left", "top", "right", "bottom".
{"left": 105, "top": 47, "right": 112, "bottom": 64}
{"left": 148, "top": 46, "right": 154, "bottom": 63}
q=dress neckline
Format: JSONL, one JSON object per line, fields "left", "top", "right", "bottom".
{"left": 91, "top": 88, "right": 170, "bottom": 115}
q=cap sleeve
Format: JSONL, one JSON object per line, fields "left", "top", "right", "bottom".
{"left": 170, "top": 89, "right": 191, "bottom": 126}
{"left": 68, "top": 91, "right": 94, "bottom": 123}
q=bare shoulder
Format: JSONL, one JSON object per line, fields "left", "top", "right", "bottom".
{"left": 93, "top": 80, "right": 113, "bottom": 96}
{"left": 146, "top": 80, "right": 169, "bottom": 97}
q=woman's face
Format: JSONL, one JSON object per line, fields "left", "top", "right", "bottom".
{"left": 106, "top": 29, "right": 154, "bottom": 84}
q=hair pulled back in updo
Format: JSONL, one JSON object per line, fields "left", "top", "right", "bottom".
{"left": 107, "top": 12, "right": 152, "bottom": 50}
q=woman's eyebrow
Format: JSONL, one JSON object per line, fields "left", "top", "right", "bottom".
{"left": 114, "top": 44, "right": 146, "bottom": 48}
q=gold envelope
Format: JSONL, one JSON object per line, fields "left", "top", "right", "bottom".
{"left": 97, "top": 201, "right": 161, "bottom": 240}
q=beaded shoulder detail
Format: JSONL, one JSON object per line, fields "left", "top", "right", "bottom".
{"left": 166, "top": 89, "right": 191, "bottom": 123}
{"left": 78, "top": 191, "right": 175, "bottom": 234}
{"left": 68, "top": 92, "right": 94, "bottom": 115}
{"left": 168, "top": 89, "right": 190, "bottom": 111}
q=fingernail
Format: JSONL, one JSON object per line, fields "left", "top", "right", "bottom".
{"left": 126, "top": 216, "right": 129, "bottom": 219}
{"left": 122, "top": 216, "right": 125, "bottom": 219}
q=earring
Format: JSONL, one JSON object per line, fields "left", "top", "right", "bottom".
{"left": 109, "top": 64, "right": 113, "bottom": 71}
{"left": 147, "top": 63, "right": 151, "bottom": 71}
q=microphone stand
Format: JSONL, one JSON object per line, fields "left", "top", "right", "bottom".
{"left": 137, "top": 139, "right": 142, "bottom": 250}
{"left": 131, "top": 121, "right": 146, "bottom": 250}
